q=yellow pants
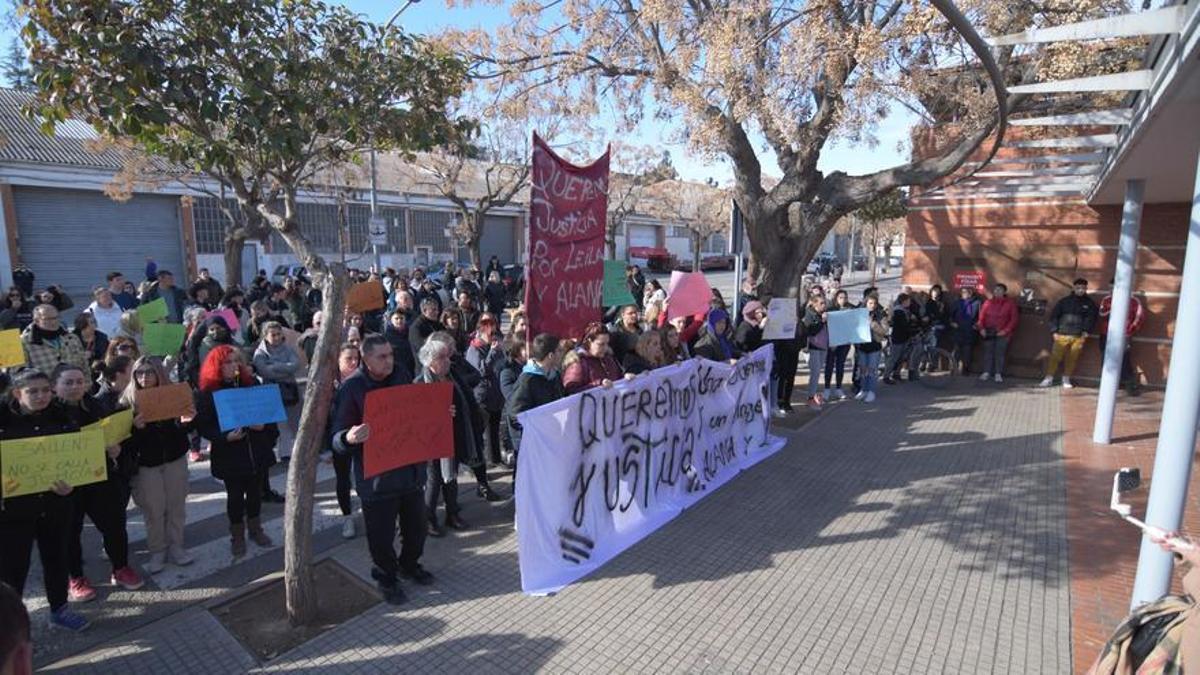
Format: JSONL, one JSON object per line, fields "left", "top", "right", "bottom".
{"left": 1046, "top": 334, "right": 1087, "bottom": 377}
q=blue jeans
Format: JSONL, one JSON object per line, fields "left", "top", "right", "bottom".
{"left": 807, "top": 349, "right": 827, "bottom": 397}
{"left": 859, "top": 351, "right": 882, "bottom": 393}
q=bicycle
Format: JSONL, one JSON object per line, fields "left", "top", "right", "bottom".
{"left": 909, "top": 327, "right": 956, "bottom": 389}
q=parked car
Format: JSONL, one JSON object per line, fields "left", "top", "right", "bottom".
{"left": 852, "top": 256, "right": 869, "bottom": 271}
{"left": 675, "top": 255, "right": 736, "bottom": 272}
{"left": 628, "top": 247, "right": 677, "bottom": 273}
{"left": 272, "top": 265, "right": 307, "bottom": 285}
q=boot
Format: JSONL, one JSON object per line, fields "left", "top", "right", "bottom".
{"left": 230, "top": 523, "right": 247, "bottom": 558}
{"left": 247, "top": 517, "right": 273, "bottom": 547}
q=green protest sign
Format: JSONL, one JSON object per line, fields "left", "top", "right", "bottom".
{"left": 144, "top": 322, "right": 186, "bottom": 356}
{"left": 602, "top": 260, "right": 636, "bottom": 307}
{"left": 137, "top": 297, "right": 169, "bottom": 324}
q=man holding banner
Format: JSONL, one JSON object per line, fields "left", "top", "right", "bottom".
{"left": 331, "top": 334, "right": 431, "bottom": 605}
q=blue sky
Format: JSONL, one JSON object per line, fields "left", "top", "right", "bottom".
{"left": 1, "top": 0, "right": 915, "bottom": 184}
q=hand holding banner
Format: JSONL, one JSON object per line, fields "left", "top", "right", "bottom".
{"left": 363, "top": 382, "right": 454, "bottom": 479}
{"left": 137, "top": 297, "right": 169, "bottom": 324}
{"left": 135, "top": 382, "right": 196, "bottom": 423}
{"left": 0, "top": 329, "right": 25, "bottom": 367}
{"left": 213, "top": 384, "right": 288, "bottom": 432}
{"left": 144, "top": 323, "right": 187, "bottom": 356}
{"left": 1, "top": 427, "right": 107, "bottom": 498}
{"left": 602, "top": 260, "right": 636, "bottom": 307}
{"left": 828, "top": 308, "right": 872, "bottom": 346}
{"left": 347, "top": 280, "right": 386, "bottom": 314}
{"left": 666, "top": 271, "right": 711, "bottom": 320}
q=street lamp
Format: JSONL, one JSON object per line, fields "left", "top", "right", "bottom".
{"left": 368, "top": 0, "right": 422, "bottom": 272}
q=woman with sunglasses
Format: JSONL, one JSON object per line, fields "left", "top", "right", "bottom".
{"left": 123, "top": 357, "right": 194, "bottom": 572}
{"left": 104, "top": 336, "right": 141, "bottom": 364}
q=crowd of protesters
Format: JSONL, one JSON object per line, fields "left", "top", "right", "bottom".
{"left": 0, "top": 255, "right": 1147, "bottom": 629}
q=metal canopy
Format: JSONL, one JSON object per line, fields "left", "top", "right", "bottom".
{"left": 986, "top": 5, "right": 1187, "bottom": 45}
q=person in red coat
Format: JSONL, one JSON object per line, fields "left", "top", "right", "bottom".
{"left": 1097, "top": 281, "right": 1146, "bottom": 394}
{"left": 562, "top": 322, "right": 624, "bottom": 395}
{"left": 975, "top": 283, "right": 1019, "bottom": 382}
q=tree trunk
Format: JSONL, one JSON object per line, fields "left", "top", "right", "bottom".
{"left": 606, "top": 231, "right": 617, "bottom": 259}
{"left": 284, "top": 262, "right": 349, "bottom": 626}
{"left": 882, "top": 242, "right": 893, "bottom": 273}
{"left": 744, "top": 206, "right": 828, "bottom": 301}
{"left": 691, "top": 232, "right": 702, "bottom": 272}
{"left": 466, "top": 212, "right": 484, "bottom": 271}
{"left": 868, "top": 225, "right": 879, "bottom": 286}
{"left": 223, "top": 231, "right": 247, "bottom": 289}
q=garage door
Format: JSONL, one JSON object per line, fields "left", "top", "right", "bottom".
{"left": 458, "top": 214, "right": 517, "bottom": 267}
{"left": 628, "top": 224, "right": 657, "bottom": 250}
{"left": 13, "top": 186, "right": 185, "bottom": 310}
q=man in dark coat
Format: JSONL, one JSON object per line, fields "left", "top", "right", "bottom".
{"left": 502, "top": 333, "right": 566, "bottom": 470}
{"left": 1039, "top": 278, "right": 1099, "bottom": 389}
{"left": 331, "top": 334, "right": 430, "bottom": 605}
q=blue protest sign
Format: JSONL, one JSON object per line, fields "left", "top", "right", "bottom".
{"left": 827, "top": 308, "right": 872, "bottom": 347}
{"left": 213, "top": 384, "right": 288, "bottom": 432}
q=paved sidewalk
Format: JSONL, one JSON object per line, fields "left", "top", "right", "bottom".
{"left": 43, "top": 377, "right": 1072, "bottom": 674}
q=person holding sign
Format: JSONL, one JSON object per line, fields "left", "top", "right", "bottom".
{"left": 195, "top": 345, "right": 280, "bottom": 558}
{"left": 252, "top": 322, "right": 303, "bottom": 463}
{"left": 801, "top": 296, "right": 830, "bottom": 408}
{"left": 822, "top": 290, "right": 855, "bottom": 401}
{"left": 0, "top": 370, "right": 89, "bottom": 632}
{"left": 853, "top": 295, "right": 889, "bottom": 404}
{"left": 331, "top": 334, "right": 431, "bottom": 605}
{"left": 52, "top": 364, "right": 144, "bottom": 602}
{"left": 122, "top": 357, "right": 194, "bottom": 573}
{"left": 562, "top": 323, "right": 625, "bottom": 395}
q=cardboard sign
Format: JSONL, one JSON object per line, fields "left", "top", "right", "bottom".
{"left": 137, "top": 297, "right": 169, "bottom": 324}
{"left": 828, "top": 308, "right": 872, "bottom": 347}
{"left": 953, "top": 270, "right": 988, "bottom": 293}
{"left": 83, "top": 408, "right": 135, "bottom": 447}
{"left": 602, "top": 260, "right": 636, "bottom": 307}
{"left": 347, "top": 280, "right": 386, "bottom": 314}
{"left": 666, "top": 270, "right": 712, "bottom": 320}
{"left": 1, "top": 427, "right": 107, "bottom": 498}
{"left": 135, "top": 382, "right": 196, "bottom": 423}
{"left": 524, "top": 133, "right": 608, "bottom": 340}
{"left": 206, "top": 308, "right": 241, "bottom": 332}
{"left": 212, "top": 384, "right": 288, "bottom": 432}
{"left": 762, "top": 298, "right": 798, "bottom": 341}
{"left": 143, "top": 322, "right": 187, "bottom": 356}
{"left": 0, "top": 329, "right": 25, "bottom": 368}
{"left": 363, "top": 382, "right": 454, "bottom": 479}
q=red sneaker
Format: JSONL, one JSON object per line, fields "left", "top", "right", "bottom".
{"left": 68, "top": 576, "right": 97, "bottom": 603}
{"left": 111, "top": 566, "right": 145, "bottom": 591}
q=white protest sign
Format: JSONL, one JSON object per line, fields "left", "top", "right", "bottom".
{"left": 828, "top": 307, "right": 871, "bottom": 347}
{"left": 762, "top": 298, "right": 797, "bottom": 340}
{"left": 515, "top": 345, "right": 787, "bottom": 595}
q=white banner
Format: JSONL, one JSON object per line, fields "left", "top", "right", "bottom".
{"left": 515, "top": 345, "right": 787, "bottom": 595}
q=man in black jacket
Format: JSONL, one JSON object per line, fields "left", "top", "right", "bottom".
{"left": 502, "top": 333, "right": 566, "bottom": 472}
{"left": 409, "top": 298, "right": 444, "bottom": 356}
{"left": 1039, "top": 278, "right": 1098, "bottom": 389}
{"left": 331, "top": 334, "right": 430, "bottom": 604}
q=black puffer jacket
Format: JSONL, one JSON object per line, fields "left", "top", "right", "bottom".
{"left": 0, "top": 400, "right": 78, "bottom": 521}
{"left": 127, "top": 414, "right": 191, "bottom": 469}
{"left": 1050, "top": 293, "right": 1098, "bottom": 336}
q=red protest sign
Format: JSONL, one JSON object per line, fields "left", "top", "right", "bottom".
{"left": 362, "top": 382, "right": 454, "bottom": 479}
{"left": 953, "top": 270, "right": 988, "bottom": 293}
{"left": 666, "top": 270, "right": 712, "bottom": 320}
{"left": 525, "top": 132, "right": 609, "bottom": 340}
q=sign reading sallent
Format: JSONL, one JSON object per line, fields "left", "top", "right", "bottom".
{"left": 514, "top": 345, "right": 786, "bottom": 595}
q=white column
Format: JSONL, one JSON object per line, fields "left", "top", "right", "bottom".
{"left": 1129, "top": 151, "right": 1200, "bottom": 607}
{"left": 1093, "top": 179, "right": 1143, "bottom": 444}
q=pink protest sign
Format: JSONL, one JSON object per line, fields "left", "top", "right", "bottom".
{"left": 524, "top": 133, "right": 610, "bottom": 340}
{"left": 207, "top": 308, "right": 240, "bottom": 332}
{"left": 666, "top": 271, "right": 712, "bottom": 320}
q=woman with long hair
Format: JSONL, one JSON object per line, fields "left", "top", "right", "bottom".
{"left": 123, "top": 357, "right": 194, "bottom": 571}
{"left": 623, "top": 330, "right": 666, "bottom": 375}
{"left": 440, "top": 307, "right": 469, "bottom": 355}
{"left": 331, "top": 343, "right": 361, "bottom": 539}
{"left": 195, "top": 345, "right": 279, "bottom": 557}
{"left": 73, "top": 312, "right": 110, "bottom": 377}
{"left": 562, "top": 322, "right": 624, "bottom": 394}
{"left": 104, "top": 336, "right": 141, "bottom": 365}
{"left": 465, "top": 313, "right": 505, "bottom": 465}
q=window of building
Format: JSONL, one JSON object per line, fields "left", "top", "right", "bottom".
{"left": 410, "top": 209, "right": 454, "bottom": 253}
{"left": 670, "top": 225, "right": 691, "bottom": 238}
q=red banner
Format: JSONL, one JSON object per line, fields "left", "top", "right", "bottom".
{"left": 953, "top": 270, "right": 988, "bottom": 293}
{"left": 362, "top": 382, "right": 454, "bottom": 479}
{"left": 525, "top": 133, "right": 609, "bottom": 340}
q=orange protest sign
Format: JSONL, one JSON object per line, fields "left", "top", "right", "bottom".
{"left": 135, "top": 382, "right": 196, "bottom": 423}
{"left": 362, "top": 382, "right": 454, "bottom": 479}
{"left": 346, "top": 280, "right": 386, "bottom": 314}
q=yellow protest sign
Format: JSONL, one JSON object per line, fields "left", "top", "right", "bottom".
{"left": 0, "top": 329, "right": 25, "bottom": 368}
{"left": 1, "top": 427, "right": 107, "bottom": 498}
{"left": 83, "top": 408, "right": 135, "bottom": 448}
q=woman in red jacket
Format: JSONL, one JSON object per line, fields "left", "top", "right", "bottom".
{"left": 975, "top": 283, "right": 1019, "bottom": 382}
{"left": 562, "top": 322, "right": 624, "bottom": 395}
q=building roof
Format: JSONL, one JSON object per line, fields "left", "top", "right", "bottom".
{"left": 0, "top": 88, "right": 138, "bottom": 170}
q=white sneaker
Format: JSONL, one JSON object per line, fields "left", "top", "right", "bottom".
{"left": 833, "top": 388, "right": 847, "bottom": 400}
{"left": 772, "top": 408, "right": 788, "bottom": 419}
{"left": 1062, "top": 377, "right": 1074, "bottom": 389}
{"left": 342, "top": 515, "right": 357, "bottom": 539}
{"left": 146, "top": 552, "right": 166, "bottom": 574}
{"left": 854, "top": 391, "right": 866, "bottom": 401}
{"left": 979, "top": 372, "right": 991, "bottom": 381}
{"left": 168, "top": 546, "right": 193, "bottom": 567}
{"left": 994, "top": 374, "right": 1004, "bottom": 383}
{"left": 1038, "top": 376, "right": 1054, "bottom": 388}
{"left": 864, "top": 391, "right": 876, "bottom": 403}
